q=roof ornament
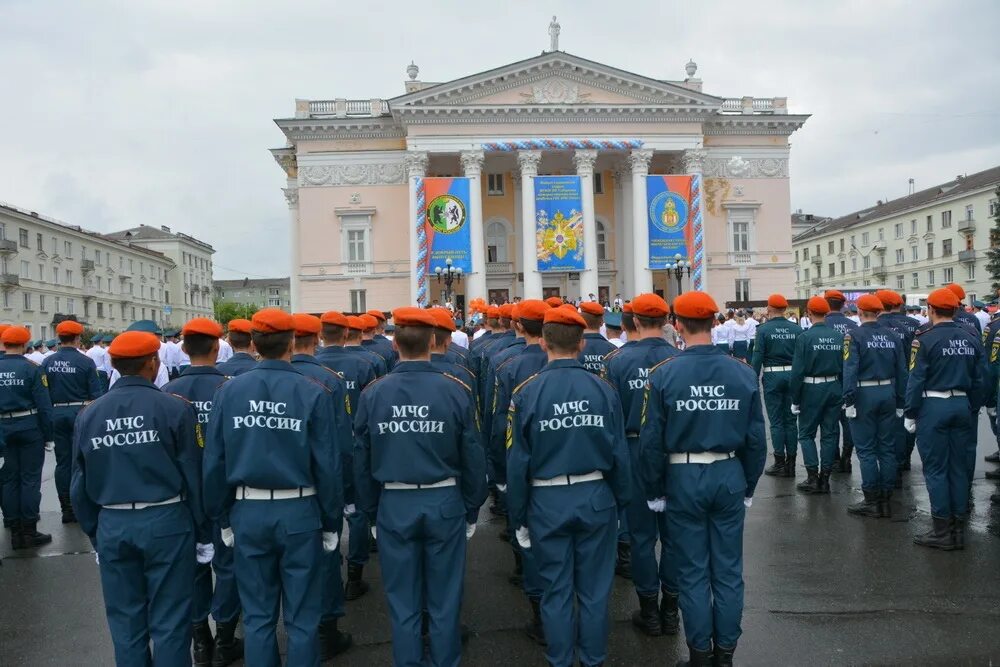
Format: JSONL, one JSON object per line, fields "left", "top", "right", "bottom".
{"left": 548, "top": 16, "right": 560, "bottom": 52}
{"left": 406, "top": 61, "right": 419, "bottom": 81}
{"left": 685, "top": 59, "right": 698, "bottom": 78}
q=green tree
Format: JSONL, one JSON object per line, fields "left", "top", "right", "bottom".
{"left": 988, "top": 185, "right": 1000, "bottom": 295}
{"left": 213, "top": 301, "right": 259, "bottom": 324}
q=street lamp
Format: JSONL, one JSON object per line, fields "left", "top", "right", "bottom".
{"left": 666, "top": 253, "right": 691, "bottom": 295}
{"left": 434, "top": 257, "right": 462, "bottom": 306}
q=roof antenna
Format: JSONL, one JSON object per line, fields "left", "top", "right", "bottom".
{"left": 908, "top": 178, "right": 915, "bottom": 195}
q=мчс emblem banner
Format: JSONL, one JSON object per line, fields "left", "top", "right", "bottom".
{"left": 646, "top": 175, "right": 693, "bottom": 269}
{"left": 534, "top": 176, "right": 584, "bottom": 273}
{"left": 423, "top": 177, "right": 472, "bottom": 273}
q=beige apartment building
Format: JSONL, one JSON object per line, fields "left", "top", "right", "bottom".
{"left": 792, "top": 166, "right": 1000, "bottom": 304}
{"left": 214, "top": 277, "right": 291, "bottom": 311}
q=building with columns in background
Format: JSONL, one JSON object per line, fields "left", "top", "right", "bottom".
{"left": 272, "top": 37, "right": 808, "bottom": 312}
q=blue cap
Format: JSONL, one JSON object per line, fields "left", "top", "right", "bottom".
{"left": 126, "top": 319, "right": 163, "bottom": 335}
{"left": 973, "top": 300, "right": 986, "bottom": 308}
{"left": 604, "top": 312, "right": 623, "bottom": 329}
{"left": 848, "top": 304, "right": 858, "bottom": 313}
{"left": 45, "top": 339, "right": 57, "bottom": 348}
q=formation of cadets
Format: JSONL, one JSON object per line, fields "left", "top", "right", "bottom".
{"left": 0, "top": 278, "right": 995, "bottom": 667}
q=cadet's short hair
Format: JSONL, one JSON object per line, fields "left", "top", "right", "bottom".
{"left": 517, "top": 318, "right": 544, "bottom": 337}
{"left": 931, "top": 306, "right": 956, "bottom": 319}
{"left": 228, "top": 331, "right": 252, "bottom": 350}
{"left": 394, "top": 325, "right": 432, "bottom": 358}
{"left": 487, "top": 317, "right": 500, "bottom": 328}
{"left": 112, "top": 353, "right": 157, "bottom": 377}
{"left": 345, "top": 328, "right": 362, "bottom": 343}
{"left": 677, "top": 316, "right": 713, "bottom": 335}
{"left": 635, "top": 314, "right": 667, "bottom": 330}
{"left": 252, "top": 330, "right": 294, "bottom": 359}
{"left": 182, "top": 333, "right": 217, "bottom": 358}
{"left": 432, "top": 329, "right": 451, "bottom": 346}
{"left": 294, "top": 333, "right": 319, "bottom": 348}
{"left": 321, "top": 324, "right": 347, "bottom": 345}
{"left": 58, "top": 333, "right": 77, "bottom": 345}
{"left": 621, "top": 312, "right": 637, "bottom": 333}
{"left": 826, "top": 298, "right": 845, "bottom": 312}
{"left": 581, "top": 311, "right": 603, "bottom": 330}
{"left": 542, "top": 322, "right": 583, "bottom": 354}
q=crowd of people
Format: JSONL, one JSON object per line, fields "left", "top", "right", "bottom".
{"left": 0, "top": 281, "right": 996, "bottom": 667}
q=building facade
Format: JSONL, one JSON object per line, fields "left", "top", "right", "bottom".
{"left": 214, "top": 277, "right": 291, "bottom": 311}
{"left": 272, "top": 45, "right": 808, "bottom": 312}
{"left": 792, "top": 166, "right": 1000, "bottom": 304}
{"left": 105, "top": 225, "right": 215, "bottom": 326}
{"left": 0, "top": 203, "right": 176, "bottom": 338}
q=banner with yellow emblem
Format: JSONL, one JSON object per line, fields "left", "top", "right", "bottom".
{"left": 535, "top": 176, "right": 584, "bottom": 272}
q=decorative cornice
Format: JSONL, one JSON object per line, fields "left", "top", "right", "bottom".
{"left": 270, "top": 148, "right": 297, "bottom": 178}
{"left": 299, "top": 163, "right": 406, "bottom": 187}
{"left": 283, "top": 188, "right": 299, "bottom": 207}
{"left": 459, "top": 149, "right": 485, "bottom": 177}
{"left": 703, "top": 156, "right": 788, "bottom": 179}
{"left": 703, "top": 115, "right": 809, "bottom": 136}
{"left": 275, "top": 117, "right": 406, "bottom": 142}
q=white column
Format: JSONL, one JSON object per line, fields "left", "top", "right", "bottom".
{"left": 617, "top": 162, "right": 634, "bottom": 298}
{"left": 630, "top": 149, "right": 654, "bottom": 294}
{"left": 406, "top": 151, "right": 429, "bottom": 305}
{"left": 574, "top": 149, "right": 599, "bottom": 301}
{"left": 460, "top": 150, "right": 487, "bottom": 304}
{"left": 683, "top": 149, "right": 708, "bottom": 294}
{"left": 283, "top": 188, "right": 301, "bottom": 310}
{"left": 512, "top": 171, "right": 523, "bottom": 298}
{"left": 518, "top": 150, "right": 543, "bottom": 299}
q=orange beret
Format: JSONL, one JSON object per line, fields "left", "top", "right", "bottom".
{"left": 806, "top": 296, "right": 830, "bottom": 314}
{"left": 251, "top": 308, "right": 294, "bottom": 334}
{"left": 875, "top": 289, "right": 902, "bottom": 308}
{"left": 393, "top": 307, "right": 438, "bottom": 328}
{"left": 108, "top": 331, "right": 160, "bottom": 358}
{"left": 673, "top": 292, "right": 719, "bottom": 319}
{"left": 510, "top": 303, "right": 521, "bottom": 322}
{"left": 320, "top": 311, "right": 348, "bottom": 328}
{"left": 486, "top": 306, "right": 500, "bottom": 319}
{"left": 346, "top": 316, "right": 364, "bottom": 331}
{"left": 856, "top": 294, "right": 884, "bottom": 313}
{"left": 824, "top": 289, "right": 846, "bottom": 301}
{"left": 928, "top": 288, "right": 960, "bottom": 309}
{"left": 767, "top": 294, "right": 788, "bottom": 309}
{"left": 632, "top": 293, "right": 670, "bottom": 318}
{"left": 181, "top": 318, "right": 223, "bottom": 338}
{"left": 56, "top": 320, "right": 85, "bottom": 336}
{"left": 517, "top": 299, "right": 549, "bottom": 322}
{"left": 946, "top": 283, "right": 966, "bottom": 299}
{"left": 545, "top": 297, "right": 563, "bottom": 308}
{"left": 228, "top": 319, "right": 253, "bottom": 334}
{"left": 580, "top": 301, "right": 605, "bottom": 316}
{"left": 429, "top": 308, "right": 456, "bottom": 332}
{"left": 622, "top": 303, "right": 633, "bottom": 313}
{"left": 359, "top": 314, "right": 378, "bottom": 331}
{"left": 544, "top": 307, "right": 586, "bottom": 327}
{"left": 1, "top": 326, "right": 31, "bottom": 346}
{"left": 499, "top": 303, "right": 514, "bottom": 319}
{"left": 292, "top": 313, "right": 322, "bottom": 336}
{"left": 0, "top": 324, "right": 9, "bottom": 337}
{"left": 366, "top": 310, "right": 386, "bottom": 322}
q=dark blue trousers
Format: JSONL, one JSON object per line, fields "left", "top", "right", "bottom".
{"left": 501, "top": 489, "right": 544, "bottom": 600}
{"left": 192, "top": 522, "right": 241, "bottom": 624}
{"left": 321, "top": 536, "right": 346, "bottom": 622}
{"left": 762, "top": 371, "right": 796, "bottom": 457}
{"left": 377, "top": 486, "right": 466, "bottom": 667}
{"left": 666, "top": 458, "right": 746, "bottom": 652}
{"left": 626, "top": 436, "right": 676, "bottom": 596}
{"left": 848, "top": 386, "right": 897, "bottom": 492}
{"left": 529, "top": 481, "right": 617, "bottom": 667}
{"left": 916, "top": 397, "right": 974, "bottom": 518}
{"left": 797, "top": 382, "right": 842, "bottom": 470}
{"left": 230, "top": 496, "right": 323, "bottom": 667}
{"left": 345, "top": 510, "right": 370, "bottom": 565}
{"left": 97, "top": 502, "right": 195, "bottom": 667}
{"left": 0, "top": 419, "right": 45, "bottom": 522}
{"left": 52, "top": 405, "right": 81, "bottom": 498}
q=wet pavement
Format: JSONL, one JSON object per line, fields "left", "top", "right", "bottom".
{"left": 3, "top": 417, "right": 1000, "bottom": 666}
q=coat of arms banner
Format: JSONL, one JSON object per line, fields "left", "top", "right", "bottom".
{"left": 534, "top": 176, "right": 585, "bottom": 273}
{"left": 646, "top": 175, "right": 694, "bottom": 269}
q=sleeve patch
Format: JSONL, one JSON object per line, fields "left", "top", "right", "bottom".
{"left": 843, "top": 335, "right": 851, "bottom": 361}
{"left": 909, "top": 339, "right": 920, "bottom": 371}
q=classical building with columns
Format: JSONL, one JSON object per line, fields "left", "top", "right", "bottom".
{"left": 271, "top": 45, "right": 808, "bottom": 312}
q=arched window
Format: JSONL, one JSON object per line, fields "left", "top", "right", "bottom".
{"left": 596, "top": 220, "right": 607, "bottom": 261}
{"left": 486, "top": 220, "right": 508, "bottom": 263}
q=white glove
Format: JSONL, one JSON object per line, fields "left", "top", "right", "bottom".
{"left": 896, "top": 408, "right": 905, "bottom": 418}
{"left": 371, "top": 526, "right": 377, "bottom": 540}
{"left": 343, "top": 504, "right": 356, "bottom": 517}
{"left": 196, "top": 543, "right": 215, "bottom": 564}
{"left": 790, "top": 404, "right": 801, "bottom": 415}
{"left": 844, "top": 406, "right": 857, "bottom": 419}
{"left": 988, "top": 407, "right": 997, "bottom": 418}
{"left": 220, "top": 527, "right": 234, "bottom": 547}
{"left": 496, "top": 484, "right": 507, "bottom": 493}
{"left": 646, "top": 497, "right": 666, "bottom": 513}
{"left": 95, "top": 552, "right": 100, "bottom": 565}
{"left": 0, "top": 457, "right": 4, "bottom": 470}
{"left": 743, "top": 497, "right": 753, "bottom": 509}
{"left": 466, "top": 523, "right": 476, "bottom": 540}
{"left": 322, "top": 532, "right": 339, "bottom": 552}
{"left": 45, "top": 441, "right": 55, "bottom": 452}
{"left": 515, "top": 526, "right": 531, "bottom": 549}
{"left": 904, "top": 418, "right": 916, "bottom": 434}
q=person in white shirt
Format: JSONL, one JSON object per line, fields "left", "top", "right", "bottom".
{"left": 25, "top": 342, "right": 46, "bottom": 364}
{"left": 216, "top": 336, "right": 234, "bottom": 363}
{"left": 712, "top": 315, "right": 733, "bottom": 353}
{"left": 729, "top": 311, "right": 754, "bottom": 361}
{"left": 451, "top": 328, "right": 469, "bottom": 349}
{"left": 847, "top": 306, "right": 861, "bottom": 326}
{"left": 798, "top": 314, "right": 812, "bottom": 330}
{"left": 109, "top": 362, "right": 169, "bottom": 389}
{"left": 973, "top": 302, "right": 991, "bottom": 331}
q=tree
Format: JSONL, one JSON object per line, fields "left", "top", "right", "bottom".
{"left": 987, "top": 185, "right": 1000, "bottom": 295}
{"left": 214, "top": 301, "right": 259, "bottom": 324}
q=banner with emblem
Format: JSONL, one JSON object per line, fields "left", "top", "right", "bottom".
{"left": 534, "top": 176, "right": 585, "bottom": 272}
{"left": 422, "top": 177, "right": 472, "bottom": 273}
{"left": 646, "top": 175, "right": 694, "bottom": 269}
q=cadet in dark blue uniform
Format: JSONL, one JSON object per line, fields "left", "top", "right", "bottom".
{"left": 43, "top": 320, "right": 104, "bottom": 524}
{"left": 428, "top": 308, "right": 479, "bottom": 403}
{"left": 823, "top": 290, "right": 860, "bottom": 472}
{"left": 0, "top": 326, "right": 55, "bottom": 548}
{"left": 354, "top": 307, "right": 487, "bottom": 667}
{"left": 905, "top": 288, "right": 987, "bottom": 550}
{"left": 507, "top": 306, "right": 631, "bottom": 667}
{"left": 204, "top": 309, "right": 343, "bottom": 667}
{"left": 162, "top": 318, "right": 243, "bottom": 667}
{"left": 603, "top": 293, "right": 680, "bottom": 638}
{"left": 578, "top": 302, "right": 616, "bottom": 374}
{"left": 640, "top": 291, "right": 766, "bottom": 667}
{"left": 751, "top": 294, "right": 802, "bottom": 478}
{"left": 945, "top": 283, "right": 982, "bottom": 336}
{"left": 365, "top": 310, "right": 398, "bottom": 371}
{"left": 983, "top": 311, "right": 1000, "bottom": 487}
{"left": 348, "top": 314, "right": 387, "bottom": 377}
{"left": 790, "top": 296, "right": 845, "bottom": 495}
{"left": 480, "top": 304, "right": 520, "bottom": 445}
{"left": 71, "top": 331, "right": 210, "bottom": 667}
{"left": 876, "top": 289, "right": 921, "bottom": 481}
{"left": 215, "top": 319, "right": 257, "bottom": 377}
{"left": 842, "top": 295, "right": 907, "bottom": 519}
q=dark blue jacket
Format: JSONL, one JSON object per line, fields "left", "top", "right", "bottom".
{"left": 445, "top": 342, "right": 472, "bottom": 373}
{"left": 42, "top": 347, "right": 104, "bottom": 404}
{"left": 842, "top": 322, "right": 907, "bottom": 408}
{"left": 750, "top": 318, "right": 802, "bottom": 375}
{"left": 603, "top": 337, "right": 679, "bottom": 436}
{"left": 315, "top": 345, "right": 378, "bottom": 409}
{"left": 70, "top": 376, "right": 208, "bottom": 543}
{"left": 163, "top": 366, "right": 228, "bottom": 425}
{"left": 506, "top": 359, "right": 631, "bottom": 530}
{"left": 825, "top": 311, "right": 859, "bottom": 337}
{"left": 578, "top": 332, "right": 616, "bottom": 374}
{"left": 347, "top": 344, "right": 387, "bottom": 377}
{"left": 488, "top": 343, "right": 549, "bottom": 484}
{"left": 370, "top": 335, "right": 398, "bottom": 371}
{"left": 430, "top": 354, "right": 479, "bottom": 411}
{"left": 789, "top": 323, "right": 845, "bottom": 404}
{"left": 216, "top": 352, "right": 257, "bottom": 377}
{"left": 905, "top": 322, "right": 987, "bottom": 417}
{"left": 0, "top": 354, "right": 54, "bottom": 442}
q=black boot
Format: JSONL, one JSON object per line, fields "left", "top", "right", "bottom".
{"left": 525, "top": 597, "right": 546, "bottom": 645}
{"left": 508, "top": 548, "right": 523, "bottom": 587}
{"left": 985, "top": 468, "right": 1000, "bottom": 481}
{"left": 796, "top": 467, "right": 820, "bottom": 494}
{"left": 344, "top": 562, "right": 369, "bottom": 601}
{"left": 211, "top": 619, "right": 243, "bottom": 667}
{"left": 878, "top": 490, "right": 891, "bottom": 519}
{"left": 817, "top": 470, "right": 831, "bottom": 494}
{"left": 713, "top": 644, "right": 736, "bottom": 667}
{"left": 985, "top": 451, "right": 1000, "bottom": 463}
{"left": 59, "top": 494, "right": 77, "bottom": 524}
{"left": 953, "top": 516, "right": 966, "bottom": 551}
{"left": 894, "top": 470, "right": 903, "bottom": 489}
{"left": 192, "top": 621, "right": 214, "bottom": 667}
{"left": 913, "top": 517, "right": 956, "bottom": 550}
{"left": 319, "top": 617, "right": 352, "bottom": 660}
{"left": 764, "top": 454, "right": 787, "bottom": 476}
{"left": 847, "top": 489, "right": 880, "bottom": 518}
{"left": 659, "top": 589, "right": 680, "bottom": 635}
{"left": 3, "top": 517, "right": 14, "bottom": 529}
{"left": 615, "top": 541, "right": 632, "bottom": 580}
{"left": 9, "top": 521, "right": 24, "bottom": 550}
{"left": 783, "top": 454, "right": 797, "bottom": 478}
{"left": 992, "top": 493, "right": 1000, "bottom": 505}
{"left": 836, "top": 444, "right": 853, "bottom": 474}
{"left": 630, "top": 592, "right": 662, "bottom": 636}
{"left": 17, "top": 522, "right": 51, "bottom": 548}
{"left": 676, "top": 645, "right": 714, "bottom": 667}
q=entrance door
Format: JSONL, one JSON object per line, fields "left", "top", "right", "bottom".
{"left": 542, "top": 287, "right": 562, "bottom": 300}
{"left": 598, "top": 286, "right": 610, "bottom": 305}
{"left": 488, "top": 289, "right": 510, "bottom": 305}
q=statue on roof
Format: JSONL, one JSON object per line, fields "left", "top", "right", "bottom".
{"left": 548, "top": 16, "right": 560, "bottom": 52}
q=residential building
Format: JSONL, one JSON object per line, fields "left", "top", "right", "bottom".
{"left": 214, "top": 277, "right": 291, "bottom": 311}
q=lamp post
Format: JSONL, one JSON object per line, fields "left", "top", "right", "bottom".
{"left": 434, "top": 257, "right": 463, "bottom": 306}
{"left": 666, "top": 253, "right": 691, "bottom": 296}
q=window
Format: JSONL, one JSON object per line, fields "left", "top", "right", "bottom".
{"left": 728, "top": 208, "right": 755, "bottom": 255}
{"left": 119, "top": 256, "right": 123, "bottom": 270}
{"left": 795, "top": 250, "right": 799, "bottom": 262}
{"left": 50, "top": 236, "right": 56, "bottom": 254}
{"left": 64, "top": 240, "right": 72, "bottom": 257}
{"left": 19, "top": 260, "right": 28, "bottom": 278}
{"left": 967, "top": 264, "right": 975, "bottom": 280}
{"left": 19, "top": 228, "right": 29, "bottom": 247}
{"left": 896, "top": 275, "right": 904, "bottom": 290}
{"left": 52, "top": 266, "right": 59, "bottom": 284}
{"left": 141, "top": 285, "right": 145, "bottom": 299}
{"left": 944, "top": 267, "right": 953, "bottom": 283}
{"left": 912, "top": 272, "right": 919, "bottom": 288}
{"left": 895, "top": 249, "right": 904, "bottom": 263}
{"left": 97, "top": 303, "right": 104, "bottom": 318}
{"left": 735, "top": 279, "right": 750, "bottom": 301}
{"left": 350, "top": 289, "right": 367, "bottom": 313}
{"left": 23, "top": 292, "right": 32, "bottom": 310}
{"left": 851, "top": 256, "right": 858, "bottom": 272}
{"left": 941, "top": 210, "right": 951, "bottom": 228}
{"left": 839, "top": 239, "right": 845, "bottom": 252}
{"left": 814, "top": 244, "right": 820, "bottom": 257}
{"left": 347, "top": 230, "right": 366, "bottom": 262}
{"left": 850, "top": 234, "right": 856, "bottom": 248}
{"left": 926, "top": 243, "right": 934, "bottom": 260}
{"left": 130, "top": 306, "right": 135, "bottom": 320}
{"left": 827, "top": 241, "right": 834, "bottom": 254}
{"left": 803, "top": 268, "right": 810, "bottom": 281}
{"left": 828, "top": 262, "right": 835, "bottom": 276}
{"left": 67, "top": 298, "right": 75, "bottom": 315}
{"left": 141, "top": 308, "right": 146, "bottom": 320}
{"left": 926, "top": 215, "right": 932, "bottom": 232}
{"left": 878, "top": 228, "right": 884, "bottom": 241}
{"left": 596, "top": 221, "right": 608, "bottom": 260}
{"left": 965, "top": 204, "right": 974, "bottom": 221}
{"left": 863, "top": 256, "right": 870, "bottom": 269}
{"left": 966, "top": 234, "right": 974, "bottom": 250}
{"left": 593, "top": 173, "right": 604, "bottom": 195}
{"left": 128, "top": 259, "right": 133, "bottom": 272}
{"left": 803, "top": 248, "right": 809, "bottom": 260}
{"left": 894, "top": 223, "right": 903, "bottom": 239}
{"left": 732, "top": 222, "right": 750, "bottom": 252}
{"left": 910, "top": 219, "right": 917, "bottom": 235}
{"left": 39, "top": 294, "right": 46, "bottom": 312}
{"left": 911, "top": 246, "right": 918, "bottom": 261}
{"left": 65, "top": 269, "right": 72, "bottom": 286}
{"left": 486, "top": 173, "right": 504, "bottom": 196}
{"left": 840, "top": 260, "right": 845, "bottom": 275}
{"left": 927, "top": 270, "right": 935, "bottom": 286}
{"left": 990, "top": 199, "right": 999, "bottom": 217}
{"left": 54, "top": 297, "right": 60, "bottom": 312}
{"left": 942, "top": 239, "right": 952, "bottom": 256}
{"left": 37, "top": 233, "right": 44, "bottom": 251}
{"left": 861, "top": 232, "right": 870, "bottom": 246}
{"left": 268, "top": 297, "right": 281, "bottom": 307}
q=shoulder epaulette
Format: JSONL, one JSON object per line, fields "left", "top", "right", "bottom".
{"left": 441, "top": 371, "right": 472, "bottom": 394}
{"left": 603, "top": 347, "right": 625, "bottom": 363}
{"left": 302, "top": 375, "right": 333, "bottom": 394}
{"left": 24, "top": 357, "right": 40, "bottom": 367}
{"left": 359, "top": 373, "right": 390, "bottom": 395}
{"left": 647, "top": 355, "right": 680, "bottom": 376}
{"left": 512, "top": 371, "right": 542, "bottom": 397}
{"left": 165, "top": 391, "right": 195, "bottom": 406}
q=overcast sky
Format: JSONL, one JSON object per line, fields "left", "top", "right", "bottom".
{"left": 2, "top": 0, "right": 998, "bottom": 279}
